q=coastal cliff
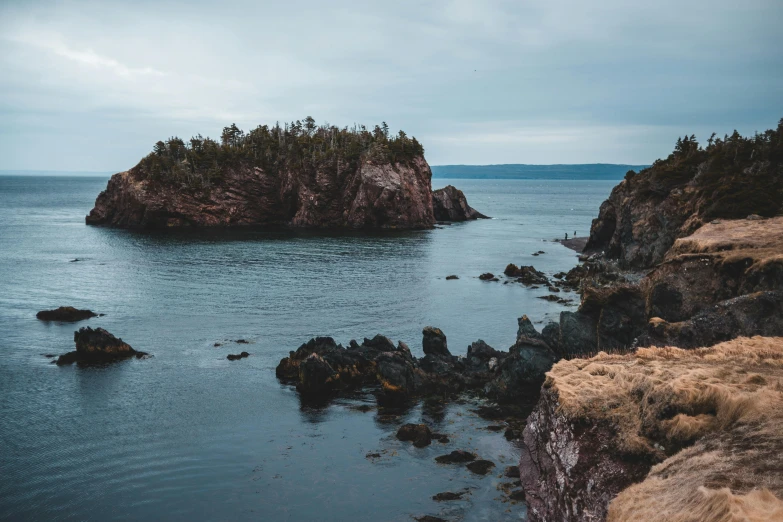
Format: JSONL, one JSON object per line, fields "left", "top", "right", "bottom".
{"left": 516, "top": 121, "right": 783, "bottom": 521}
{"left": 585, "top": 120, "right": 783, "bottom": 268}
{"left": 520, "top": 337, "right": 783, "bottom": 522}
{"left": 86, "top": 119, "right": 483, "bottom": 229}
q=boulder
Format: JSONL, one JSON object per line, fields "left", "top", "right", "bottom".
{"left": 227, "top": 351, "right": 249, "bottom": 361}
{"left": 431, "top": 185, "right": 488, "bottom": 221}
{"left": 422, "top": 326, "right": 450, "bottom": 356}
{"left": 504, "top": 264, "right": 549, "bottom": 285}
{"left": 396, "top": 423, "right": 432, "bottom": 447}
{"left": 296, "top": 353, "right": 337, "bottom": 396}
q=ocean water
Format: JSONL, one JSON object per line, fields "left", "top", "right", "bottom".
{"left": 0, "top": 176, "right": 617, "bottom": 521}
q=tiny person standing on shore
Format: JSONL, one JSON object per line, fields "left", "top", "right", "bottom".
{"left": 565, "top": 232, "right": 568, "bottom": 240}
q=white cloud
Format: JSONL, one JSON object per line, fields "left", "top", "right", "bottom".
{"left": 0, "top": 0, "right": 781, "bottom": 170}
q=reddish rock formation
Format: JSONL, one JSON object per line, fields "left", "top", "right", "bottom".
{"left": 87, "top": 156, "right": 437, "bottom": 229}
{"left": 431, "top": 185, "right": 488, "bottom": 221}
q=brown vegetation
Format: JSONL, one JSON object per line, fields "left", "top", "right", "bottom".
{"left": 543, "top": 336, "right": 783, "bottom": 521}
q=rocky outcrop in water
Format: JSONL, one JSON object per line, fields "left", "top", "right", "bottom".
{"left": 275, "top": 319, "right": 556, "bottom": 405}
{"left": 36, "top": 307, "right": 98, "bottom": 322}
{"left": 431, "top": 185, "right": 488, "bottom": 221}
{"left": 56, "top": 327, "right": 149, "bottom": 365}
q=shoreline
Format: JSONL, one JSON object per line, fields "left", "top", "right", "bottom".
{"left": 554, "top": 236, "right": 588, "bottom": 252}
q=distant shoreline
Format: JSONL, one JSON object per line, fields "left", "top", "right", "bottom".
{"left": 432, "top": 163, "right": 647, "bottom": 180}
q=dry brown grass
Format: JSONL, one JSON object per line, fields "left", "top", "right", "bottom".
{"left": 545, "top": 336, "right": 783, "bottom": 521}
{"left": 667, "top": 216, "right": 783, "bottom": 269}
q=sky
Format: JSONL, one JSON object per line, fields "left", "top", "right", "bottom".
{"left": 0, "top": 0, "right": 781, "bottom": 171}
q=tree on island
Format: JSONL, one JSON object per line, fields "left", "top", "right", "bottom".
{"left": 140, "top": 117, "right": 424, "bottom": 190}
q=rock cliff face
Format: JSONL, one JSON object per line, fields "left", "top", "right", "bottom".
{"left": 87, "top": 156, "right": 439, "bottom": 229}
{"left": 520, "top": 337, "right": 783, "bottom": 522}
{"left": 585, "top": 122, "right": 783, "bottom": 269}
{"left": 432, "top": 185, "right": 488, "bottom": 221}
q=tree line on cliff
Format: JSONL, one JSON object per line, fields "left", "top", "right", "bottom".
{"left": 623, "top": 118, "right": 783, "bottom": 219}
{"left": 138, "top": 117, "right": 425, "bottom": 189}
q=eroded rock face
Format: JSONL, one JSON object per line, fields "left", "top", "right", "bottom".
{"left": 431, "top": 185, "right": 488, "bottom": 221}
{"left": 56, "top": 327, "right": 149, "bottom": 365}
{"left": 519, "top": 388, "right": 659, "bottom": 521}
{"left": 87, "top": 156, "right": 437, "bottom": 229}
{"left": 584, "top": 137, "right": 783, "bottom": 269}
{"left": 639, "top": 290, "right": 783, "bottom": 348}
{"left": 522, "top": 337, "right": 783, "bottom": 521}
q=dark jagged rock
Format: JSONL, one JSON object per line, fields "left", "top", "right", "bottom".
{"left": 485, "top": 316, "right": 557, "bottom": 401}
{"left": 36, "top": 307, "right": 97, "bottom": 322}
{"left": 56, "top": 327, "right": 148, "bottom": 365}
{"left": 639, "top": 290, "right": 783, "bottom": 349}
{"left": 275, "top": 319, "right": 558, "bottom": 405}
{"left": 445, "top": 275, "right": 459, "bottom": 280}
{"left": 504, "top": 264, "right": 549, "bottom": 285}
{"left": 435, "top": 450, "right": 476, "bottom": 464}
{"left": 297, "top": 353, "right": 337, "bottom": 396}
{"left": 396, "top": 423, "right": 433, "bottom": 447}
{"left": 478, "top": 272, "right": 495, "bottom": 281}
{"left": 414, "top": 516, "right": 448, "bottom": 522}
{"left": 422, "top": 327, "right": 450, "bottom": 357}
{"left": 227, "top": 351, "right": 249, "bottom": 361}
{"left": 431, "top": 185, "right": 488, "bottom": 221}
{"left": 466, "top": 459, "right": 495, "bottom": 475}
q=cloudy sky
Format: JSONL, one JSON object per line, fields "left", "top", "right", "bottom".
{"left": 1, "top": 0, "right": 781, "bottom": 171}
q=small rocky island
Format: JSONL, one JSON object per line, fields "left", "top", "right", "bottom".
{"left": 86, "top": 119, "right": 484, "bottom": 229}
{"left": 55, "top": 327, "right": 149, "bottom": 365}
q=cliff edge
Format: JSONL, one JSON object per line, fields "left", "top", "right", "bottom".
{"left": 520, "top": 336, "right": 783, "bottom": 522}
{"left": 585, "top": 121, "right": 783, "bottom": 268}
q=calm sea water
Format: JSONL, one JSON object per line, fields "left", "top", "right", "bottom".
{"left": 0, "top": 176, "right": 616, "bottom": 521}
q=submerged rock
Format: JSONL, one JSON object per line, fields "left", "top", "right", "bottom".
{"left": 36, "top": 307, "right": 97, "bottom": 322}
{"left": 432, "top": 490, "right": 466, "bottom": 501}
{"left": 56, "top": 327, "right": 148, "bottom": 365}
{"left": 435, "top": 450, "right": 476, "bottom": 464}
{"left": 227, "top": 351, "right": 249, "bottom": 361}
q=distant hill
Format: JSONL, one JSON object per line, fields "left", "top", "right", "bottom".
{"left": 430, "top": 164, "right": 649, "bottom": 180}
